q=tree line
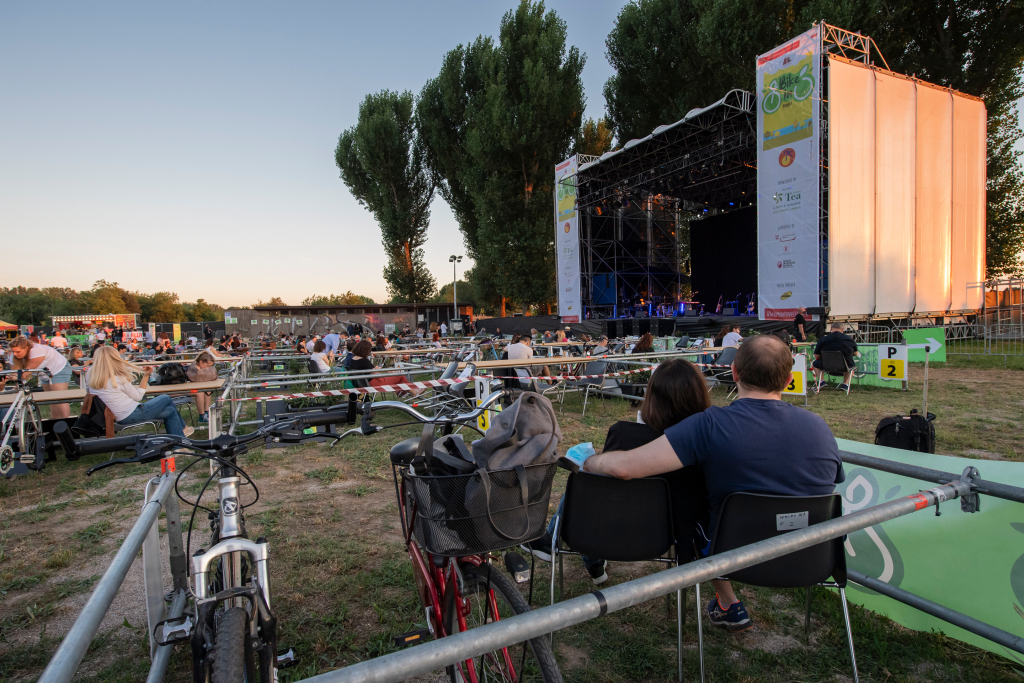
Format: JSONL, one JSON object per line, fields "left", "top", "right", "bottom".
{"left": 0, "top": 281, "right": 226, "bottom": 327}
{"left": 336, "top": 0, "right": 1024, "bottom": 315}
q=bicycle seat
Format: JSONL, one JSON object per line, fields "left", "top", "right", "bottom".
{"left": 390, "top": 437, "right": 421, "bottom": 466}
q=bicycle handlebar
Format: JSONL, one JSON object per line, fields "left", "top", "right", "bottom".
{"left": 54, "top": 389, "right": 509, "bottom": 474}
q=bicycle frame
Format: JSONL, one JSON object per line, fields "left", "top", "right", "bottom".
{"left": 391, "top": 461, "right": 518, "bottom": 683}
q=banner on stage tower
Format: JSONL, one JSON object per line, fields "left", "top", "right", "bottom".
{"left": 757, "top": 27, "right": 821, "bottom": 320}
{"left": 555, "top": 155, "right": 582, "bottom": 323}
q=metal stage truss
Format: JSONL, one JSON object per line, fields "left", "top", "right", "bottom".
{"left": 572, "top": 89, "right": 757, "bottom": 318}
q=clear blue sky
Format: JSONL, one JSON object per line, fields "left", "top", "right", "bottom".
{"left": 0, "top": 1, "right": 626, "bottom": 307}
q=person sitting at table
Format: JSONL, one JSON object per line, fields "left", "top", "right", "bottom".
{"left": 431, "top": 333, "right": 443, "bottom": 349}
{"left": 343, "top": 339, "right": 356, "bottom": 369}
{"left": 632, "top": 332, "right": 654, "bottom": 354}
{"left": 523, "top": 358, "right": 712, "bottom": 584}
{"left": 50, "top": 331, "right": 68, "bottom": 350}
{"left": 116, "top": 343, "right": 131, "bottom": 359}
{"left": 349, "top": 340, "right": 374, "bottom": 372}
{"left": 592, "top": 336, "right": 610, "bottom": 355}
{"left": 543, "top": 330, "right": 554, "bottom": 344}
{"left": 723, "top": 325, "right": 743, "bottom": 348}
{"left": 90, "top": 341, "right": 105, "bottom": 358}
{"left": 88, "top": 346, "right": 193, "bottom": 437}
{"left": 554, "top": 330, "right": 567, "bottom": 343}
{"left": 186, "top": 351, "right": 218, "bottom": 423}
{"left": 581, "top": 335, "right": 844, "bottom": 630}
{"left": 309, "top": 340, "right": 334, "bottom": 374}
{"left": 204, "top": 338, "right": 227, "bottom": 358}
{"left": 492, "top": 327, "right": 503, "bottom": 340}
{"left": 9, "top": 336, "right": 73, "bottom": 419}
{"left": 713, "top": 324, "right": 732, "bottom": 347}
{"left": 811, "top": 322, "right": 860, "bottom": 392}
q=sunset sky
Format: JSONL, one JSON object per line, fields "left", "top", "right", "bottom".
{"left": 1, "top": 1, "right": 623, "bottom": 306}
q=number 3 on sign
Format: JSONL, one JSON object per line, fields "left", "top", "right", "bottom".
{"left": 783, "top": 354, "right": 806, "bottom": 396}
{"left": 879, "top": 345, "right": 908, "bottom": 381}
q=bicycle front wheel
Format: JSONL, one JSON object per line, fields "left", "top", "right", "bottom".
{"left": 445, "top": 562, "right": 562, "bottom": 683}
{"left": 210, "top": 607, "right": 254, "bottom": 683}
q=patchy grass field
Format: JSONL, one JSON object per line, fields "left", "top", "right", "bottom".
{"left": 1, "top": 360, "right": 1022, "bottom": 682}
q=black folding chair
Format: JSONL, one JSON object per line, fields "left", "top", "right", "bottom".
{"left": 708, "top": 346, "right": 738, "bottom": 398}
{"left": 703, "top": 492, "right": 857, "bottom": 682}
{"left": 675, "top": 335, "right": 690, "bottom": 349}
{"left": 550, "top": 472, "right": 700, "bottom": 682}
{"left": 818, "top": 350, "right": 854, "bottom": 393}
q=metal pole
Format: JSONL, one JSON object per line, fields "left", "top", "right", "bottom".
{"left": 848, "top": 570, "right": 1024, "bottom": 654}
{"left": 453, "top": 260, "right": 458, "bottom": 332}
{"left": 922, "top": 345, "right": 930, "bottom": 415}
{"left": 145, "top": 589, "right": 188, "bottom": 683}
{"left": 39, "top": 474, "right": 175, "bottom": 683}
{"left": 297, "top": 481, "right": 969, "bottom": 683}
{"left": 839, "top": 450, "right": 1024, "bottom": 504}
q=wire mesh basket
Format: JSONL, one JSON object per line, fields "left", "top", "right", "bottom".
{"left": 401, "top": 463, "right": 558, "bottom": 557}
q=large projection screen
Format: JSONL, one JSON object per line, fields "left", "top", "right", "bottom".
{"left": 951, "top": 94, "right": 987, "bottom": 311}
{"left": 828, "top": 58, "right": 876, "bottom": 316}
{"left": 915, "top": 84, "right": 953, "bottom": 314}
{"left": 874, "top": 72, "right": 917, "bottom": 316}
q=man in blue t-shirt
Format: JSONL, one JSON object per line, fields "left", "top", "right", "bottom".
{"left": 583, "top": 335, "right": 844, "bottom": 632}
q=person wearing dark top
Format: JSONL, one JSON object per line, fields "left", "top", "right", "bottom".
{"left": 348, "top": 340, "right": 374, "bottom": 372}
{"left": 204, "top": 325, "right": 214, "bottom": 341}
{"left": 342, "top": 338, "right": 356, "bottom": 369}
{"left": 583, "top": 335, "right": 844, "bottom": 632}
{"left": 522, "top": 359, "right": 712, "bottom": 585}
{"left": 811, "top": 322, "right": 860, "bottom": 392}
{"left": 792, "top": 307, "right": 808, "bottom": 342}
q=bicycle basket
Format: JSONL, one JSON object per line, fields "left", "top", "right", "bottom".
{"left": 401, "top": 463, "right": 558, "bottom": 556}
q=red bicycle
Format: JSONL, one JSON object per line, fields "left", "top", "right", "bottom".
{"left": 344, "top": 391, "right": 562, "bottom": 683}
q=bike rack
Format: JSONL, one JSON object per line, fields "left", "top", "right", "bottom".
{"left": 38, "top": 472, "right": 189, "bottom": 683}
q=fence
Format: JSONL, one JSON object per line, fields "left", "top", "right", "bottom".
{"left": 846, "top": 321, "right": 1024, "bottom": 359}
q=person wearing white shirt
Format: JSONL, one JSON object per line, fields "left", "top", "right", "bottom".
{"left": 88, "top": 346, "right": 192, "bottom": 437}
{"left": 440, "top": 322, "right": 448, "bottom": 337}
{"left": 50, "top": 332, "right": 68, "bottom": 350}
{"left": 95, "top": 328, "right": 107, "bottom": 342}
{"left": 9, "top": 336, "right": 72, "bottom": 418}
{"left": 507, "top": 336, "right": 534, "bottom": 361}
{"left": 188, "top": 335, "right": 198, "bottom": 346}
{"left": 723, "top": 325, "right": 744, "bottom": 348}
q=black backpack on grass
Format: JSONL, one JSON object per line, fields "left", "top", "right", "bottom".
{"left": 874, "top": 409, "right": 936, "bottom": 453}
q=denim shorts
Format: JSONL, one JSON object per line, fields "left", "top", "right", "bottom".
{"left": 41, "top": 364, "right": 73, "bottom": 385}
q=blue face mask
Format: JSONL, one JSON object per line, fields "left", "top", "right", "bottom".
{"left": 564, "top": 442, "right": 596, "bottom": 469}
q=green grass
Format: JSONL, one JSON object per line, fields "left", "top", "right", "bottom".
{"left": 1, "top": 360, "right": 1022, "bottom": 681}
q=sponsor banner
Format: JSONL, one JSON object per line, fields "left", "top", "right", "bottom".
{"left": 757, "top": 27, "right": 821, "bottom": 321}
{"left": 838, "top": 439, "right": 1024, "bottom": 660}
{"left": 555, "top": 155, "right": 582, "bottom": 322}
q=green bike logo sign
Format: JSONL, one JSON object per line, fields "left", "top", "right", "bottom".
{"left": 762, "top": 64, "right": 815, "bottom": 114}
{"left": 557, "top": 176, "right": 576, "bottom": 202}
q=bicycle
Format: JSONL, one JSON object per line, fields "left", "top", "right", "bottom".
{"left": 55, "top": 399, "right": 366, "bottom": 683}
{"left": 1, "top": 368, "right": 50, "bottom": 476}
{"left": 344, "top": 389, "right": 563, "bottom": 683}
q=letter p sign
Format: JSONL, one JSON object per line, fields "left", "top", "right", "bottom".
{"left": 879, "top": 345, "right": 908, "bottom": 381}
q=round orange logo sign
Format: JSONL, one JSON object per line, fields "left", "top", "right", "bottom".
{"left": 778, "top": 148, "right": 796, "bottom": 168}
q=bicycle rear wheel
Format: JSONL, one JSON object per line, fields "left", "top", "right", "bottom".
{"left": 444, "top": 562, "right": 561, "bottom": 683}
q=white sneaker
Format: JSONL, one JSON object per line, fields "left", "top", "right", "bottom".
{"left": 182, "top": 426, "right": 195, "bottom": 438}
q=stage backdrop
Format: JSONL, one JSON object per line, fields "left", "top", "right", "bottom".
{"left": 828, "top": 56, "right": 986, "bottom": 317}
{"left": 756, "top": 26, "right": 822, "bottom": 321}
{"left": 555, "top": 156, "right": 582, "bottom": 323}
{"left": 691, "top": 207, "right": 758, "bottom": 314}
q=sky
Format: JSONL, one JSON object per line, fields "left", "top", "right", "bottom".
{"left": 0, "top": 1, "right": 626, "bottom": 307}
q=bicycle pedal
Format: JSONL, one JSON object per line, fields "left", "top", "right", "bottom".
{"left": 154, "top": 613, "right": 194, "bottom": 646}
{"left": 276, "top": 647, "right": 300, "bottom": 669}
{"left": 393, "top": 629, "right": 431, "bottom": 647}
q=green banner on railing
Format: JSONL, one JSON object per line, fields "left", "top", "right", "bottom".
{"left": 837, "top": 439, "right": 1022, "bottom": 662}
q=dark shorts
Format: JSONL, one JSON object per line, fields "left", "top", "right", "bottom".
{"left": 811, "top": 359, "right": 823, "bottom": 370}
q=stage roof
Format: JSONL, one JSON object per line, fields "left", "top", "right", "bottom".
{"left": 575, "top": 89, "right": 757, "bottom": 214}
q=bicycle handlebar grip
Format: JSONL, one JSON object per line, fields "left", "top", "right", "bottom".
{"left": 78, "top": 434, "right": 141, "bottom": 457}
{"left": 301, "top": 408, "right": 351, "bottom": 428}
{"left": 52, "top": 421, "right": 80, "bottom": 459}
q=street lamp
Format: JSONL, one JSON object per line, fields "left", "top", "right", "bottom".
{"left": 449, "top": 255, "right": 462, "bottom": 334}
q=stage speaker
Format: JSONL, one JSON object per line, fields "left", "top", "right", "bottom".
{"left": 638, "top": 319, "right": 651, "bottom": 336}
{"left": 621, "top": 319, "right": 634, "bottom": 337}
{"left": 683, "top": 310, "right": 698, "bottom": 317}
{"left": 723, "top": 307, "right": 737, "bottom": 316}
{"left": 606, "top": 319, "right": 621, "bottom": 338}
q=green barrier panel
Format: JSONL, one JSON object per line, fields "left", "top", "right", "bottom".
{"left": 847, "top": 344, "right": 904, "bottom": 388}
{"left": 902, "top": 327, "right": 947, "bottom": 362}
{"left": 837, "top": 439, "right": 1023, "bottom": 661}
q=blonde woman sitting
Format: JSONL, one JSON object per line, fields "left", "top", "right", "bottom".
{"left": 89, "top": 346, "right": 193, "bottom": 437}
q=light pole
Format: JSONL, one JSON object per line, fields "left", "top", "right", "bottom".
{"left": 449, "top": 255, "right": 462, "bottom": 335}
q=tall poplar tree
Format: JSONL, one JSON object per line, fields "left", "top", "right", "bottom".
{"left": 336, "top": 91, "right": 438, "bottom": 302}
{"left": 418, "top": 1, "right": 585, "bottom": 311}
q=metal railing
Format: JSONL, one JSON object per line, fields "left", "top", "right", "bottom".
{"left": 296, "top": 477, "right": 975, "bottom": 683}
{"left": 38, "top": 473, "right": 188, "bottom": 683}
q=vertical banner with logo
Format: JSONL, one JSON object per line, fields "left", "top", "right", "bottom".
{"left": 757, "top": 27, "right": 821, "bottom": 320}
{"left": 555, "top": 155, "right": 582, "bottom": 323}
